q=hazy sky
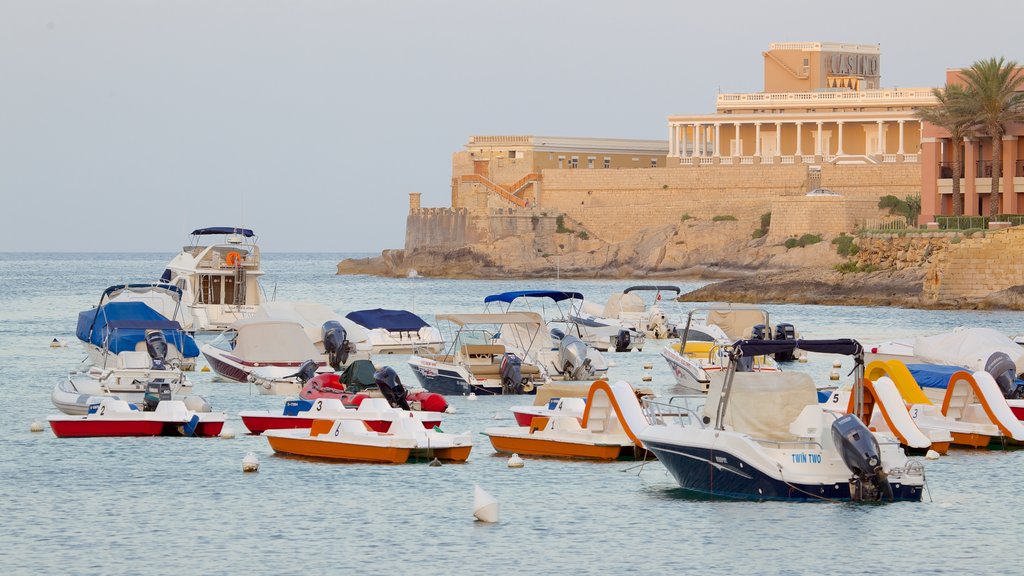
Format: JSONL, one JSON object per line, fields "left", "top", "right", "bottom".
{"left": 1, "top": 0, "right": 1021, "bottom": 253}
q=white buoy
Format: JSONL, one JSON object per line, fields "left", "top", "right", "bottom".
{"left": 829, "top": 371, "right": 840, "bottom": 381}
{"left": 493, "top": 412, "right": 503, "bottom": 420}
{"left": 445, "top": 405, "right": 458, "bottom": 414}
{"left": 832, "top": 361, "right": 842, "bottom": 368}
{"left": 467, "top": 393, "right": 478, "bottom": 401}
{"left": 49, "top": 338, "right": 62, "bottom": 348}
{"left": 643, "top": 363, "right": 653, "bottom": 370}
{"left": 220, "top": 428, "right": 236, "bottom": 439}
{"left": 507, "top": 453, "right": 524, "bottom": 468}
{"left": 641, "top": 373, "right": 653, "bottom": 382}
{"left": 30, "top": 421, "right": 45, "bottom": 432}
{"left": 242, "top": 452, "right": 259, "bottom": 472}
{"left": 473, "top": 484, "right": 499, "bottom": 523}
{"left": 926, "top": 449, "right": 941, "bottom": 460}
{"left": 798, "top": 356, "right": 809, "bottom": 363}
{"left": 429, "top": 457, "right": 442, "bottom": 467}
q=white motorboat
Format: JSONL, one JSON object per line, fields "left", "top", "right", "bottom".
{"left": 201, "top": 301, "right": 372, "bottom": 383}
{"left": 661, "top": 305, "right": 781, "bottom": 394}
{"left": 345, "top": 308, "right": 444, "bottom": 354}
{"left": 639, "top": 338, "right": 926, "bottom": 502}
{"left": 573, "top": 285, "right": 680, "bottom": 341}
{"left": 408, "top": 312, "right": 546, "bottom": 396}
{"left": 76, "top": 285, "right": 200, "bottom": 371}
{"left": 159, "top": 227, "right": 265, "bottom": 332}
{"left": 484, "top": 291, "right": 609, "bottom": 381}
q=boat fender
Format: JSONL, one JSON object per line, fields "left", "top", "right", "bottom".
{"left": 521, "top": 381, "right": 535, "bottom": 393}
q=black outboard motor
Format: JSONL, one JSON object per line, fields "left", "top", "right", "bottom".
{"left": 374, "top": 366, "right": 410, "bottom": 410}
{"left": 143, "top": 380, "right": 172, "bottom": 411}
{"left": 773, "top": 323, "right": 798, "bottom": 362}
{"left": 750, "top": 324, "right": 769, "bottom": 340}
{"left": 293, "top": 359, "right": 319, "bottom": 384}
{"left": 145, "top": 330, "right": 169, "bottom": 370}
{"left": 550, "top": 328, "right": 566, "bottom": 342}
{"left": 985, "top": 352, "right": 1021, "bottom": 398}
{"left": 831, "top": 413, "right": 894, "bottom": 501}
{"left": 614, "top": 329, "right": 631, "bottom": 353}
{"left": 500, "top": 353, "right": 523, "bottom": 394}
{"left": 322, "top": 321, "right": 350, "bottom": 371}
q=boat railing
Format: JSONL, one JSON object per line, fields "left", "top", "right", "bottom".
{"left": 641, "top": 396, "right": 706, "bottom": 428}
{"left": 751, "top": 438, "right": 824, "bottom": 450}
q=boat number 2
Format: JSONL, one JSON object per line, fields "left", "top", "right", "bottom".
{"left": 99, "top": 405, "right": 106, "bottom": 416}
{"left": 315, "top": 400, "right": 323, "bottom": 412}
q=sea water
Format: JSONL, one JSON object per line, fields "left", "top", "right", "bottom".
{"left": 1, "top": 252, "right": 1022, "bottom": 575}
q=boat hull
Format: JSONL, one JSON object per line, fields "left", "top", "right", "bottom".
{"left": 49, "top": 420, "right": 163, "bottom": 438}
{"left": 239, "top": 414, "right": 441, "bottom": 435}
{"left": 487, "top": 433, "right": 623, "bottom": 460}
{"left": 266, "top": 435, "right": 411, "bottom": 463}
{"left": 644, "top": 440, "right": 923, "bottom": 502}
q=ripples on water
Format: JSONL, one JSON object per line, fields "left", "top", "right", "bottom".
{"left": 1, "top": 253, "right": 1022, "bottom": 574}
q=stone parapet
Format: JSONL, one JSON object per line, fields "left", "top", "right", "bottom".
{"left": 924, "top": 226, "right": 1024, "bottom": 302}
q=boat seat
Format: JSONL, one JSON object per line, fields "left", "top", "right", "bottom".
{"left": 119, "top": 351, "right": 154, "bottom": 369}
{"left": 461, "top": 344, "right": 506, "bottom": 364}
{"left": 682, "top": 341, "right": 715, "bottom": 356}
{"left": 418, "top": 354, "right": 454, "bottom": 363}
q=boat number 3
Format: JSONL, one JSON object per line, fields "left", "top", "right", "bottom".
{"left": 910, "top": 406, "right": 920, "bottom": 419}
{"left": 315, "top": 400, "right": 323, "bottom": 412}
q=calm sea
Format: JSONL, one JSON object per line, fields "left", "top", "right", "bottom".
{"left": 1, "top": 252, "right": 1022, "bottom": 575}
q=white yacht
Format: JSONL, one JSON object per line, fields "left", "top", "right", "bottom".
{"left": 160, "top": 227, "right": 265, "bottom": 332}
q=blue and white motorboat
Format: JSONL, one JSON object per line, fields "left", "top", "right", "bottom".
{"left": 639, "top": 339, "right": 925, "bottom": 502}
{"left": 76, "top": 299, "right": 200, "bottom": 371}
{"left": 574, "top": 285, "right": 680, "bottom": 340}
{"left": 345, "top": 308, "right": 444, "bottom": 355}
{"left": 483, "top": 290, "right": 609, "bottom": 381}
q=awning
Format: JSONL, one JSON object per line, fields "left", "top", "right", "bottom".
{"left": 435, "top": 312, "right": 544, "bottom": 326}
{"left": 346, "top": 308, "right": 431, "bottom": 331}
{"left": 190, "top": 227, "right": 255, "bottom": 237}
{"left": 483, "top": 290, "right": 584, "bottom": 304}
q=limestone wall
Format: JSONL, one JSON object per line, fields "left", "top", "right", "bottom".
{"left": 768, "top": 196, "right": 884, "bottom": 241}
{"left": 819, "top": 164, "right": 921, "bottom": 199}
{"left": 924, "top": 227, "right": 1024, "bottom": 301}
{"left": 405, "top": 208, "right": 481, "bottom": 250}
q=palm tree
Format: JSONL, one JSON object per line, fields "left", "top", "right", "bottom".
{"left": 959, "top": 57, "right": 1024, "bottom": 217}
{"left": 915, "top": 83, "right": 978, "bottom": 216}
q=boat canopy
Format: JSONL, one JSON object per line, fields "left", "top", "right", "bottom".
{"left": 913, "top": 327, "right": 1024, "bottom": 374}
{"left": 247, "top": 301, "right": 368, "bottom": 347}
{"left": 435, "top": 312, "right": 544, "bottom": 326}
{"left": 191, "top": 227, "right": 255, "bottom": 237}
{"left": 76, "top": 302, "right": 199, "bottom": 358}
{"left": 731, "top": 338, "right": 864, "bottom": 359}
{"left": 483, "top": 290, "right": 584, "bottom": 304}
{"left": 624, "top": 285, "right": 680, "bottom": 294}
{"left": 904, "top": 363, "right": 965, "bottom": 390}
{"left": 704, "top": 371, "right": 819, "bottom": 441}
{"left": 705, "top": 308, "right": 769, "bottom": 340}
{"left": 229, "top": 318, "right": 322, "bottom": 361}
{"left": 101, "top": 283, "right": 183, "bottom": 300}
{"left": 346, "top": 308, "right": 430, "bottom": 332}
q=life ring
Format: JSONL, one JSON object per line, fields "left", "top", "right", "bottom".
{"left": 521, "top": 381, "right": 535, "bottom": 393}
{"left": 225, "top": 251, "right": 243, "bottom": 266}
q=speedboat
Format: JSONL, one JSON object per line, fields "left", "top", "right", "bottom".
{"left": 48, "top": 396, "right": 225, "bottom": 438}
{"left": 77, "top": 297, "right": 199, "bottom": 371}
{"left": 239, "top": 397, "right": 445, "bottom": 435}
{"left": 201, "top": 301, "right": 372, "bottom": 383}
{"left": 159, "top": 227, "right": 265, "bottom": 332}
{"left": 661, "top": 305, "right": 781, "bottom": 394}
{"left": 408, "top": 313, "right": 546, "bottom": 396}
{"left": 264, "top": 417, "right": 472, "bottom": 463}
{"left": 345, "top": 308, "right": 444, "bottom": 354}
{"left": 574, "top": 285, "right": 680, "bottom": 340}
{"left": 483, "top": 291, "right": 609, "bottom": 381}
{"left": 483, "top": 380, "right": 649, "bottom": 460}
{"left": 639, "top": 338, "right": 926, "bottom": 502}
{"left": 53, "top": 330, "right": 199, "bottom": 415}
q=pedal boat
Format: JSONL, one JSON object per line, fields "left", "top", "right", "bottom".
{"left": 48, "top": 397, "right": 226, "bottom": 438}
{"left": 264, "top": 418, "right": 472, "bottom": 463}
{"left": 239, "top": 397, "right": 444, "bottom": 435}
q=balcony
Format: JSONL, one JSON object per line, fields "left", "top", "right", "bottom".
{"left": 716, "top": 88, "right": 936, "bottom": 111}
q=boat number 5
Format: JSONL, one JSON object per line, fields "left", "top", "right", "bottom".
{"left": 831, "top": 393, "right": 840, "bottom": 403}
{"left": 315, "top": 400, "right": 322, "bottom": 412}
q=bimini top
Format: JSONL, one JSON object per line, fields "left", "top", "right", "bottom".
{"left": 100, "top": 283, "right": 183, "bottom": 301}
{"left": 346, "top": 309, "right": 431, "bottom": 332}
{"left": 731, "top": 338, "right": 863, "bottom": 359}
{"left": 76, "top": 302, "right": 200, "bottom": 358}
{"left": 623, "top": 285, "right": 680, "bottom": 294}
{"left": 904, "top": 363, "right": 968, "bottom": 390}
{"left": 435, "top": 312, "right": 544, "bottom": 327}
{"left": 190, "top": 227, "right": 255, "bottom": 237}
{"left": 483, "top": 290, "right": 584, "bottom": 304}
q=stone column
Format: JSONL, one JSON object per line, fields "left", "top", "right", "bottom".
{"left": 694, "top": 123, "right": 703, "bottom": 157}
{"left": 754, "top": 123, "right": 762, "bottom": 157}
{"left": 734, "top": 123, "right": 741, "bottom": 157}
{"left": 877, "top": 120, "right": 885, "bottom": 157}
{"left": 775, "top": 122, "right": 782, "bottom": 157}
{"left": 964, "top": 137, "right": 978, "bottom": 216}
{"left": 1003, "top": 135, "right": 1018, "bottom": 214}
{"left": 836, "top": 121, "right": 845, "bottom": 155}
{"left": 816, "top": 121, "right": 823, "bottom": 157}
{"left": 668, "top": 124, "right": 676, "bottom": 157}
{"left": 897, "top": 120, "right": 906, "bottom": 155}
{"left": 795, "top": 122, "right": 803, "bottom": 157}
{"left": 713, "top": 123, "right": 721, "bottom": 157}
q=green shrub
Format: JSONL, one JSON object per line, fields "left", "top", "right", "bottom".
{"left": 797, "top": 233, "right": 822, "bottom": 247}
{"left": 878, "top": 194, "right": 922, "bottom": 226}
{"left": 834, "top": 261, "right": 878, "bottom": 274}
{"left": 759, "top": 212, "right": 771, "bottom": 230}
{"left": 680, "top": 213, "right": 694, "bottom": 222}
{"left": 577, "top": 230, "right": 589, "bottom": 240}
{"left": 751, "top": 229, "right": 766, "bottom": 239}
{"left": 950, "top": 236, "right": 962, "bottom": 244}
{"left": 556, "top": 215, "right": 573, "bottom": 233}
{"left": 831, "top": 234, "right": 859, "bottom": 256}
{"left": 784, "top": 238, "right": 798, "bottom": 249}
{"left": 712, "top": 215, "right": 737, "bottom": 222}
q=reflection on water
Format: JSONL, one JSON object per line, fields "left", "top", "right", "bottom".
{"left": 1, "top": 253, "right": 1022, "bottom": 574}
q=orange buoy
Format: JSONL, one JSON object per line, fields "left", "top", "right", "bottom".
{"left": 225, "top": 251, "right": 243, "bottom": 266}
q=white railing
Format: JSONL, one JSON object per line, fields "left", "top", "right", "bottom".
{"left": 801, "top": 155, "right": 816, "bottom": 163}
{"left": 720, "top": 157, "right": 734, "bottom": 165}
{"left": 882, "top": 154, "right": 898, "bottom": 163}
{"left": 904, "top": 154, "right": 919, "bottom": 162}
{"left": 769, "top": 42, "right": 880, "bottom": 54}
{"left": 761, "top": 156, "right": 775, "bottom": 165}
{"left": 700, "top": 157, "right": 715, "bottom": 165}
{"left": 739, "top": 156, "right": 754, "bottom": 165}
{"left": 781, "top": 156, "right": 795, "bottom": 164}
{"left": 716, "top": 88, "right": 936, "bottom": 109}
{"left": 468, "top": 135, "right": 533, "bottom": 145}
{"left": 678, "top": 157, "right": 693, "bottom": 165}
{"left": 823, "top": 154, "right": 836, "bottom": 162}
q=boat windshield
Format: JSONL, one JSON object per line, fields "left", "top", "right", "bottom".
{"left": 208, "top": 330, "right": 237, "bottom": 352}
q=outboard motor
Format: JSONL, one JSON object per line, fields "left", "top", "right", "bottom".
{"left": 550, "top": 328, "right": 566, "bottom": 342}
{"left": 374, "top": 366, "right": 410, "bottom": 410}
{"left": 322, "top": 321, "right": 350, "bottom": 371}
{"left": 985, "top": 352, "right": 1022, "bottom": 398}
{"left": 614, "top": 329, "right": 631, "bottom": 353}
{"left": 143, "top": 380, "right": 172, "bottom": 411}
{"left": 648, "top": 311, "right": 670, "bottom": 339}
{"left": 750, "top": 324, "right": 769, "bottom": 340}
{"left": 500, "top": 353, "right": 523, "bottom": 394}
{"left": 145, "top": 330, "right": 169, "bottom": 370}
{"left": 831, "top": 413, "right": 894, "bottom": 501}
{"left": 773, "top": 323, "right": 798, "bottom": 362}
{"left": 558, "top": 333, "right": 593, "bottom": 380}
{"left": 293, "top": 359, "right": 320, "bottom": 385}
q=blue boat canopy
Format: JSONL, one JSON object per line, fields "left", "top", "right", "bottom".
{"left": 905, "top": 364, "right": 966, "bottom": 390}
{"left": 76, "top": 301, "right": 199, "bottom": 358}
{"left": 731, "top": 338, "right": 863, "bottom": 359}
{"left": 346, "top": 309, "right": 430, "bottom": 332}
{"left": 483, "top": 290, "right": 584, "bottom": 304}
{"left": 190, "top": 227, "right": 255, "bottom": 237}
{"left": 101, "top": 283, "right": 183, "bottom": 299}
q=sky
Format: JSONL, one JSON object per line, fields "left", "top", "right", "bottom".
{"left": 1, "top": 0, "right": 1021, "bottom": 253}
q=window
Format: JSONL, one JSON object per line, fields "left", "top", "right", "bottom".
{"left": 650, "top": 158, "right": 658, "bottom": 168}
{"left": 508, "top": 150, "right": 517, "bottom": 159}
{"left": 587, "top": 156, "right": 595, "bottom": 169}
{"left": 570, "top": 156, "right": 579, "bottom": 169}
{"left": 603, "top": 157, "right": 611, "bottom": 168}
{"left": 558, "top": 156, "right": 565, "bottom": 169}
